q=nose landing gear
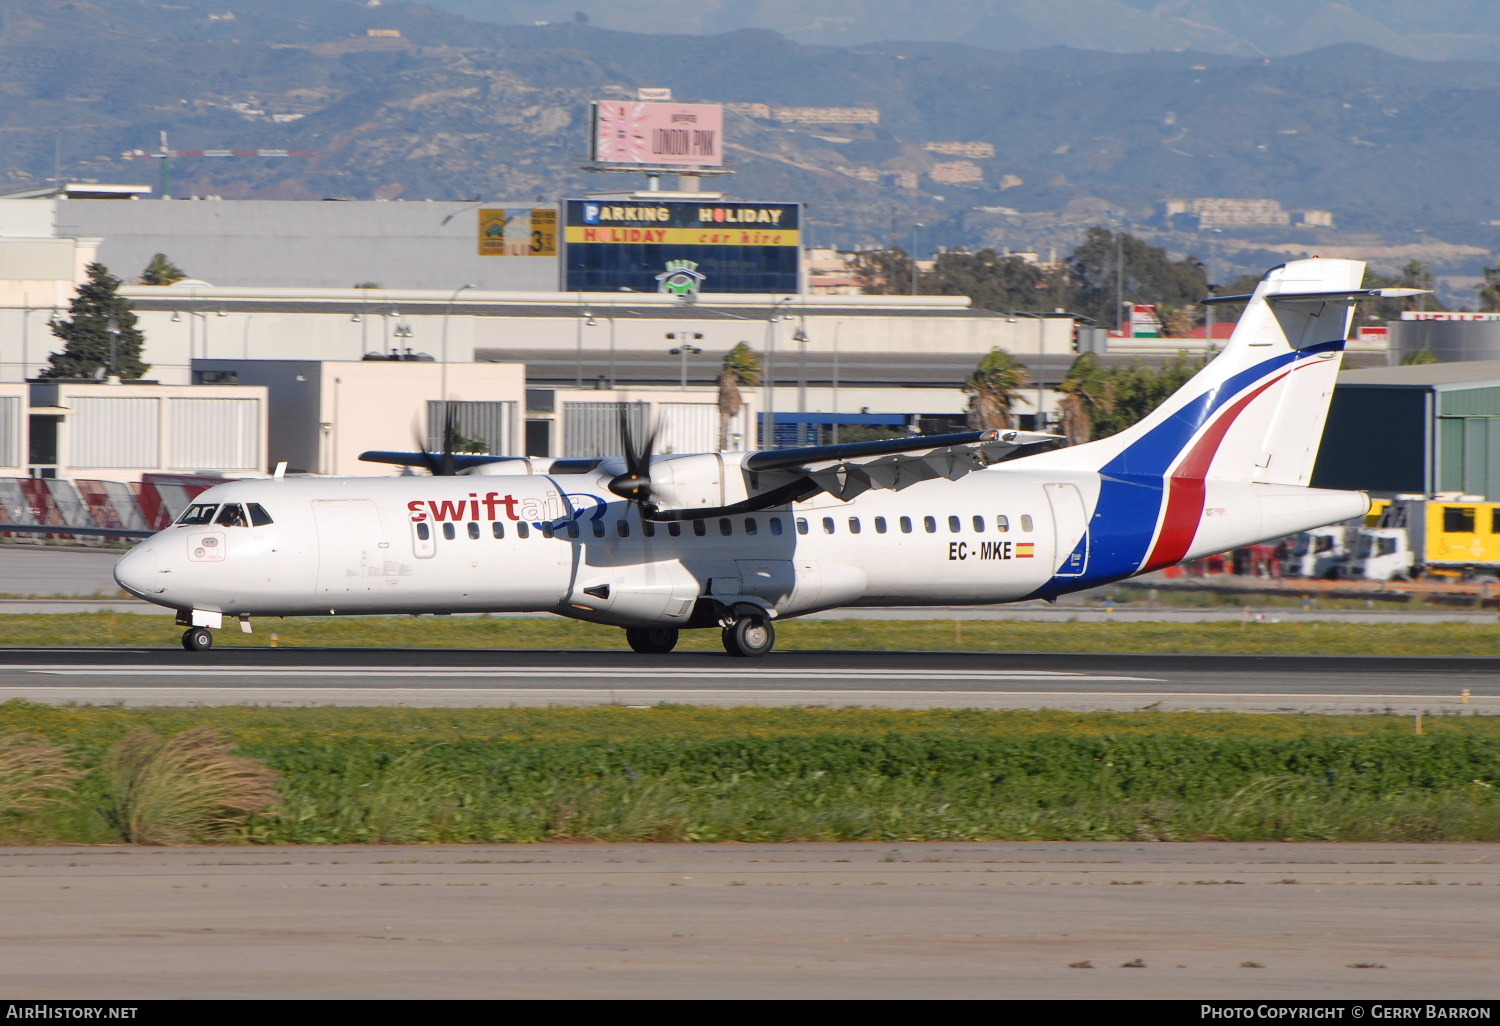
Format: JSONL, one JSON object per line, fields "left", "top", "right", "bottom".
{"left": 181, "top": 627, "right": 213, "bottom": 652}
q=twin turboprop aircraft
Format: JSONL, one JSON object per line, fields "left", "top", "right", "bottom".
{"left": 114, "top": 258, "right": 1415, "bottom": 656}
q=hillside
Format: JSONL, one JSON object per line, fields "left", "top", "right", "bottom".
{"left": 0, "top": 0, "right": 1496, "bottom": 274}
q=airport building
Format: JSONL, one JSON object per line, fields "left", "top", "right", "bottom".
{"left": 1313, "top": 362, "right": 1500, "bottom": 501}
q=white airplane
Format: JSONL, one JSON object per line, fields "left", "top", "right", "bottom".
{"left": 114, "top": 258, "right": 1417, "bottom": 656}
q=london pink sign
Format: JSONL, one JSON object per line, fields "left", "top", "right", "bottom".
{"left": 591, "top": 102, "right": 724, "bottom": 167}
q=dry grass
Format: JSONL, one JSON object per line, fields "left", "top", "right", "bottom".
{"left": 0, "top": 730, "right": 85, "bottom": 814}
{"left": 101, "top": 726, "right": 280, "bottom": 844}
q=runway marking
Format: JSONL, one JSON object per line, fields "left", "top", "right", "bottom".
{"left": 0, "top": 686, "right": 1490, "bottom": 703}
{"left": 25, "top": 665, "right": 1162, "bottom": 683}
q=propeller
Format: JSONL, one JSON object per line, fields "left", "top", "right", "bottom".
{"left": 607, "top": 405, "right": 658, "bottom": 505}
{"left": 414, "top": 404, "right": 460, "bottom": 476}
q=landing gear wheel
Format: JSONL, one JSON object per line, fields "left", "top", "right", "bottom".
{"left": 625, "top": 627, "right": 679, "bottom": 654}
{"left": 722, "top": 616, "right": 774, "bottom": 658}
{"left": 181, "top": 627, "right": 213, "bottom": 652}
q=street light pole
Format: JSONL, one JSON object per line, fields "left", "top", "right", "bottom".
{"left": 105, "top": 312, "right": 118, "bottom": 380}
{"left": 793, "top": 326, "right": 809, "bottom": 445}
{"left": 441, "top": 282, "right": 474, "bottom": 418}
{"left": 1009, "top": 311, "right": 1047, "bottom": 430}
{"left": 910, "top": 223, "right": 924, "bottom": 295}
{"left": 763, "top": 298, "right": 791, "bottom": 448}
{"left": 666, "top": 332, "right": 703, "bottom": 390}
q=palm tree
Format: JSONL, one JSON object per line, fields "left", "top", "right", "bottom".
{"left": 962, "top": 348, "right": 1028, "bottom": 430}
{"left": 718, "top": 342, "right": 762, "bottom": 450}
{"left": 1056, "top": 352, "right": 1112, "bottom": 444}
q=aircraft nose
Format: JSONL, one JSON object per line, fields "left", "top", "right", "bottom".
{"left": 113, "top": 544, "right": 162, "bottom": 599}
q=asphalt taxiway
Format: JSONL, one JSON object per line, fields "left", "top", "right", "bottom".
{"left": 0, "top": 648, "right": 1493, "bottom": 714}
{"left": 2, "top": 842, "right": 1495, "bottom": 999}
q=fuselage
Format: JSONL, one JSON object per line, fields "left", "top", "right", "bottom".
{"left": 113, "top": 462, "right": 1368, "bottom": 628}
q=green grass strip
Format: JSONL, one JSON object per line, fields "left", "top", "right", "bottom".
{"left": 1, "top": 611, "right": 1499, "bottom": 656}
{"left": 4, "top": 703, "right": 1498, "bottom": 844}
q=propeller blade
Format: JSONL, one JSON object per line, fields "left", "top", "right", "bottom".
{"left": 440, "top": 405, "right": 458, "bottom": 477}
{"left": 608, "top": 404, "right": 657, "bottom": 502}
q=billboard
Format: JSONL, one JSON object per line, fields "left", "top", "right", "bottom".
{"left": 590, "top": 102, "right": 724, "bottom": 167}
{"left": 477, "top": 208, "right": 557, "bottom": 257}
{"left": 564, "top": 200, "right": 800, "bottom": 294}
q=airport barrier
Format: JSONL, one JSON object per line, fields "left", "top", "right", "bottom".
{"left": 0, "top": 473, "right": 220, "bottom": 542}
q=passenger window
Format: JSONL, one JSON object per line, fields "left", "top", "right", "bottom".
{"left": 719, "top": 518, "right": 733, "bottom": 536}
{"left": 541, "top": 524, "right": 554, "bottom": 539}
{"left": 924, "top": 516, "right": 936, "bottom": 533}
{"left": 822, "top": 517, "right": 835, "bottom": 534}
{"left": 643, "top": 521, "right": 656, "bottom": 538}
{"left": 745, "top": 518, "right": 758, "bottom": 535}
{"left": 1021, "top": 515, "right": 1034, "bottom": 532}
{"left": 996, "top": 515, "right": 1009, "bottom": 533}
{"left": 693, "top": 520, "right": 707, "bottom": 537}
{"left": 796, "top": 518, "right": 809, "bottom": 535}
{"left": 516, "top": 522, "right": 530, "bottom": 539}
{"left": 214, "top": 504, "right": 248, "bottom": 528}
{"left": 442, "top": 523, "right": 456, "bottom": 540}
{"left": 467, "top": 522, "right": 480, "bottom": 540}
{"left": 874, "top": 516, "right": 887, "bottom": 534}
{"left": 492, "top": 522, "right": 505, "bottom": 539}
{"left": 948, "top": 515, "right": 961, "bottom": 533}
{"left": 247, "top": 503, "right": 274, "bottom": 527}
{"left": 416, "top": 522, "right": 431, "bottom": 541}
{"left": 1444, "top": 507, "right": 1476, "bottom": 533}
{"left": 769, "top": 518, "right": 783, "bottom": 536}
{"left": 617, "top": 520, "right": 630, "bottom": 538}
{"left": 973, "top": 515, "right": 985, "bottom": 533}
{"left": 900, "top": 516, "right": 913, "bottom": 534}
{"left": 668, "top": 523, "right": 682, "bottom": 537}
{"left": 177, "top": 503, "right": 218, "bottom": 526}
{"left": 848, "top": 517, "right": 861, "bottom": 534}
{"left": 592, "top": 521, "right": 606, "bottom": 538}
{"left": 1492, "top": 509, "right": 1500, "bottom": 534}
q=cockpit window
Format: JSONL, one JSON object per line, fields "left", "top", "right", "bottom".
{"left": 247, "top": 503, "right": 274, "bottom": 527}
{"left": 215, "top": 504, "right": 248, "bottom": 528}
{"left": 177, "top": 503, "right": 218, "bottom": 526}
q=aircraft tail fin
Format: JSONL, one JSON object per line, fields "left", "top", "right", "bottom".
{"left": 1026, "top": 258, "right": 1412, "bottom": 487}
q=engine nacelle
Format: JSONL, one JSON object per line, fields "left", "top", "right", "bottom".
{"left": 647, "top": 453, "right": 756, "bottom": 514}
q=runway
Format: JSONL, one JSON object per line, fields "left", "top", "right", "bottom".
{"left": 2, "top": 842, "right": 1495, "bottom": 999}
{"left": 0, "top": 648, "right": 1493, "bottom": 714}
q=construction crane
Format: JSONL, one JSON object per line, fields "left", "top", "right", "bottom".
{"left": 122, "top": 131, "right": 315, "bottom": 198}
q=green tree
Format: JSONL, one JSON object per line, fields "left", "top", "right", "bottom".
{"left": 1477, "top": 265, "right": 1500, "bottom": 312}
{"left": 962, "top": 348, "right": 1028, "bottom": 430}
{"left": 1055, "top": 352, "right": 1112, "bottom": 445}
{"left": 718, "top": 342, "right": 761, "bottom": 449}
{"left": 1091, "top": 354, "right": 1206, "bottom": 439}
{"left": 1067, "top": 228, "right": 1208, "bottom": 330}
{"left": 852, "top": 247, "right": 916, "bottom": 296}
{"left": 140, "top": 253, "right": 187, "bottom": 286}
{"left": 43, "top": 263, "right": 150, "bottom": 380}
{"left": 925, "top": 249, "right": 1051, "bottom": 313}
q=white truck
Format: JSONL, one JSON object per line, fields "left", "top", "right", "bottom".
{"left": 1284, "top": 525, "right": 1350, "bottom": 578}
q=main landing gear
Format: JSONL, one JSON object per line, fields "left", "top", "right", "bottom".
{"left": 722, "top": 614, "right": 775, "bottom": 658}
{"left": 625, "top": 627, "right": 679, "bottom": 654}
{"left": 181, "top": 627, "right": 213, "bottom": 651}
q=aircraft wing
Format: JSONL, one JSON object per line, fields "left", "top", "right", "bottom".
{"left": 741, "top": 429, "right": 1061, "bottom": 503}
{"left": 359, "top": 451, "right": 526, "bottom": 473}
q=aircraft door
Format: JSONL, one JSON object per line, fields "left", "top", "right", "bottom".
{"left": 1044, "top": 482, "right": 1090, "bottom": 577}
{"left": 313, "top": 499, "right": 385, "bottom": 598}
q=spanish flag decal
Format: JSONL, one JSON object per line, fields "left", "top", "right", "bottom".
{"left": 1016, "top": 542, "right": 1035, "bottom": 558}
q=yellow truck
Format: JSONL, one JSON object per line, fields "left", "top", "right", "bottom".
{"left": 1346, "top": 495, "right": 1500, "bottom": 581}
